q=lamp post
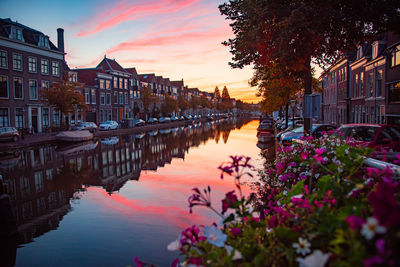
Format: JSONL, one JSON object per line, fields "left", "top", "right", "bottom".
{"left": 290, "top": 100, "right": 296, "bottom": 129}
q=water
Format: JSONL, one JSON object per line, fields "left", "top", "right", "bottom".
{"left": 0, "top": 119, "right": 276, "bottom": 267}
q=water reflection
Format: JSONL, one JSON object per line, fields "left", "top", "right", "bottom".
{"left": 0, "top": 118, "right": 252, "bottom": 252}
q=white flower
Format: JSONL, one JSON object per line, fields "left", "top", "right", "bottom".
{"left": 297, "top": 249, "right": 330, "bottom": 267}
{"left": 361, "top": 217, "right": 386, "bottom": 240}
{"left": 337, "top": 167, "right": 343, "bottom": 173}
{"left": 291, "top": 194, "right": 303, "bottom": 200}
{"left": 204, "top": 225, "right": 227, "bottom": 247}
{"left": 225, "top": 245, "right": 243, "bottom": 260}
{"left": 345, "top": 149, "right": 349, "bottom": 155}
{"left": 283, "top": 190, "right": 288, "bottom": 196}
{"left": 167, "top": 238, "right": 181, "bottom": 251}
{"left": 293, "top": 237, "right": 311, "bottom": 256}
{"left": 314, "top": 173, "right": 320, "bottom": 179}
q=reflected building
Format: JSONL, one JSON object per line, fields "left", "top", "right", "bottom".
{"left": 0, "top": 118, "right": 251, "bottom": 249}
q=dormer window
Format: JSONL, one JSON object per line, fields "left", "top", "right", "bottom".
{"left": 11, "top": 27, "right": 24, "bottom": 41}
{"left": 372, "top": 41, "right": 378, "bottom": 59}
{"left": 356, "top": 46, "right": 363, "bottom": 59}
{"left": 38, "top": 35, "right": 50, "bottom": 48}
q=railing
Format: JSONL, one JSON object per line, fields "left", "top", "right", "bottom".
{"left": 292, "top": 139, "right": 400, "bottom": 177}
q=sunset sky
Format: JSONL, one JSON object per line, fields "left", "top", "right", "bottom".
{"left": 0, "top": 0, "right": 265, "bottom": 102}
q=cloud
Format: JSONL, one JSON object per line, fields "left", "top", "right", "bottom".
{"left": 107, "top": 26, "right": 230, "bottom": 54}
{"left": 78, "top": 0, "right": 200, "bottom": 37}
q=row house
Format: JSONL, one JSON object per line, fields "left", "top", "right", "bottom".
{"left": 75, "top": 57, "right": 132, "bottom": 124}
{"left": 125, "top": 67, "right": 141, "bottom": 118}
{"left": 0, "top": 18, "right": 65, "bottom": 133}
{"left": 170, "top": 80, "right": 184, "bottom": 99}
{"left": 321, "top": 32, "right": 400, "bottom": 126}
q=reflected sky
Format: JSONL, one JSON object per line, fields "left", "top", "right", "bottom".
{"left": 5, "top": 119, "right": 271, "bottom": 267}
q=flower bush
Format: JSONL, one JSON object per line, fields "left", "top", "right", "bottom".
{"left": 137, "top": 134, "right": 400, "bottom": 266}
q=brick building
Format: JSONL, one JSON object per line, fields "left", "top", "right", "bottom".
{"left": 0, "top": 18, "right": 65, "bottom": 132}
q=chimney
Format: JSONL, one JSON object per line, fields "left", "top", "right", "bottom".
{"left": 57, "top": 28, "right": 64, "bottom": 54}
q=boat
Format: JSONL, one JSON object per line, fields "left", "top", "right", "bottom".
{"left": 257, "top": 130, "right": 274, "bottom": 142}
{"left": 55, "top": 130, "right": 93, "bottom": 142}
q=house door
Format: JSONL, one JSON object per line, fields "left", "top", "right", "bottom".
{"left": 31, "top": 108, "right": 38, "bottom": 133}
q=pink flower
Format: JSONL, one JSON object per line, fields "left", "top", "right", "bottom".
{"left": 345, "top": 215, "right": 365, "bottom": 230}
{"left": 315, "top": 147, "right": 326, "bottom": 155}
{"left": 301, "top": 152, "right": 309, "bottom": 161}
{"left": 368, "top": 182, "right": 400, "bottom": 228}
{"left": 230, "top": 227, "right": 241, "bottom": 236}
{"left": 222, "top": 191, "right": 238, "bottom": 214}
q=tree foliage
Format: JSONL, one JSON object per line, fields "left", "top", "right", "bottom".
{"left": 178, "top": 95, "right": 190, "bottom": 112}
{"left": 140, "top": 86, "right": 155, "bottom": 118}
{"left": 161, "top": 95, "right": 178, "bottom": 116}
{"left": 219, "top": 0, "right": 400, "bottom": 119}
{"left": 214, "top": 86, "right": 221, "bottom": 99}
{"left": 40, "top": 77, "right": 88, "bottom": 127}
{"left": 221, "top": 86, "right": 230, "bottom": 99}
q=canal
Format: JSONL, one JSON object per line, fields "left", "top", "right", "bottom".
{"left": 0, "top": 118, "right": 276, "bottom": 267}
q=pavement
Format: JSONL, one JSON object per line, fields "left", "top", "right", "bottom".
{"left": 0, "top": 119, "right": 196, "bottom": 153}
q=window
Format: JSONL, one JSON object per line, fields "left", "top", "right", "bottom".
{"left": 372, "top": 42, "right": 378, "bottom": 59}
{"left": 114, "top": 91, "right": 118, "bottom": 104}
{"left": 0, "top": 50, "right": 7, "bottom": 68}
{"left": 125, "top": 92, "right": 128, "bottom": 104}
{"left": 390, "top": 45, "right": 400, "bottom": 67}
{"left": 0, "top": 108, "right": 9, "bottom": 127}
{"left": 113, "top": 77, "right": 118, "bottom": 88}
{"left": 53, "top": 110, "right": 60, "bottom": 126}
{"left": 119, "top": 78, "right": 123, "bottom": 89}
{"left": 375, "top": 69, "right": 383, "bottom": 97}
{"left": 52, "top": 61, "right": 59, "bottom": 76}
{"left": 0, "top": 76, "right": 8, "bottom": 98}
{"left": 99, "top": 79, "right": 105, "bottom": 89}
{"left": 43, "top": 108, "right": 49, "bottom": 127}
{"left": 28, "top": 57, "right": 37, "bottom": 72}
{"left": 29, "top": 80, "right": 38, "bottom": 100}
{"left": 389, "top": 82, "right": 400, "bottom": 103}
{"left": 38, "top": 35, "right": 50, "bottom": 48}
{"left": 100, "top": 92, "right": 105, "bottom": 105}
{"left": 85, "top": 89, "right": 90, "bottom": 104}
{"left": 119, "top": 92, "right": 123, "bottom": 104}
{"left": 34, "top": 172, "right": 44, "bottom": 192}
{"left": 41, "top": 80, "right": 50, "bottom": 90}
{"left": 15, "top": 108, "right": 24, "bottom": 128}
{"left": 124, "top": 79, "right": 128, "bottom": 89}
{"left": 359, "top": 72, "right": 364, "bottom": 97}
{"left": 14, "top": 77, "right": 23, "bottom": 99}
{"left": 106, "top": 93, "right": 111, "bottom": 105}
{"left": 91, "top": 89, "right": 96, "bottom": 104}
{"left": 367, "top": 72, "right": 374, "bottom": 97}
{"left": 356, "top": 46, "right": 363, "bottom": 59}
{"left": 15, "top": 28, "right": 23, "bottom": 41}
{"left": 41, "top": 59, "right": 49, "bottom": 74}
{"left": 13, "top": 53, "right": 22, "bottom": 71}
{"left": 353, "top": 74, "right": 358, "bottom": 98}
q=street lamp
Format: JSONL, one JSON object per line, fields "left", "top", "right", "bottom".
{"left": 290, "top": 100, "right": 296, "bottom": 128}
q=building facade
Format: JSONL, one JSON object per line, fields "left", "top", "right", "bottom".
{"left": 0, "top": 18, "right": 65, "bottom": 133}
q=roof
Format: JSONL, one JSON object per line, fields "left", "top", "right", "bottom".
{"left": 0, "top": 18, "right": 61, "bottom": 53}
{"left": 96, "top": 57, "right": 128, "bottom": 73}
{"left": 75, "top": 68, "right": 102, "bottom": 86}
{"left": 138, "top": 73, "right": 155, "bottom": 83}
{"left": 171, "top": 80, "right": 184, "bottom": 87}
{"left": 125, "top": 67, "right": 138, "bottom": 77}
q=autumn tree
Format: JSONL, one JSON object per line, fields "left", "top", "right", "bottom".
{"left": 140, "top": 86, "right": 155, "bottom": 120}
{"left": 199, "top": 95, "right": 211, "bottom": 109}
{"left": 178, "top": 95, "right": 190, "bottom": 114}
{"left": 214, "top": 86, "right": 221, "bottom": 99}
{"left": 219, "top": 0, "right": 400, "bottom": 133}
{"left": 221, "top": 86, "right": 230, "bottom": 99}
{"left": 41, "top": 78, "right": 88, "bottom": 129}
{"left": 190, "top": 96, "right": 200, "bottom": 110}
{"left": 161, "top": 95, "right": 178, "bottom": 116}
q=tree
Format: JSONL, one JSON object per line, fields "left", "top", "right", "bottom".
{"left": 219, "top": 0, "right": 400, "bottom": 133}
{"left": 41, "top": 77, "right": 88, "bottom": 129}
{"left": 161, "top": 95, "right": 178, "bottom": 116}
{"left": 199, "top": 95, "right": 211, "bottom": 109}
{"left": 214, "top": 86, "right": 221, "bottom": 99}
{"left": 140, "top": 86, "right": 155, "bottom": 119}
{"left": 178, "top": 95, "right": 190, "bottom": 114}
{"left": 221, "top": 86, "right": 230, "bottom": 99}
{"left": 190, "top": 96, "right": 200, "bottom": 110}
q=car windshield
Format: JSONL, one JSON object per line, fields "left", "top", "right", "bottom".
{"left": 339, "top": 126, "right": 379, "bottom": 141}
{"left": 103, "top": 121, "right": 112, "bottom": 124}
{"left": 292, "top": 125, "right": 319, "bottom": 133}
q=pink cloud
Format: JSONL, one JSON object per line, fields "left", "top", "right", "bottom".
{"left": 78, "top": 0, "right": 201, "bottom": 37}
{"left": 107, "top": 27, "right": 231, "bottom": 54}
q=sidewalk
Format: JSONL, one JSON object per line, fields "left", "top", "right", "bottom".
{"left": 0, "top": 132, "right": 57, "bottom": 152}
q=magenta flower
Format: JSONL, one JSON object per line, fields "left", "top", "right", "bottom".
{"left": 346, "top": 215, "right": 365, "bottom": 230}
{"left": 230, "top": 227, "right": 241, "bottom": 236}
{"left": 301, "top": 152, "right": 309, "bottom": 161}
{"left": 222, "top": 190, "right": 238, "bottom": 214}
{"left": 188, "top": 186, "right": 212, "bottom": 213}
{"left": 315, "top": 147, "right": 326, "bottom": 155}
{"left": 368, "top": 182, "right": 400, "bottom": 228}
{"left": 134, "top": 256, "right": 144, "bottom": 267}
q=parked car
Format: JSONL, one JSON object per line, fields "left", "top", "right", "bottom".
{"left": 280, "top": 124, "right": 336, "bottom": 146}
{"left": 185, "top": 115, "right": 193, "bottom": 120}
{"left": 0, "top": 127, "right": 20, "bottom": 142}
{"left": 336, "top": 124, "right": 400, "bottom": 151}
{"left": 178, "top": 115, "right": 185, "bottom": 121}
{"left": 276, "top": 125, "right": 303, "bottom": 142}
{"left": 159, "top": 117, "right": 171, "bottom": 123}
{"left": 72, "top": 122, "right": 97, "bottom": 132}
{"left": 170, "top": 116, "right": 179, "bottom": 122}
{"left": 257, "top": 130, "right": 274, "bottom": 142}
{"left": 99, "top": 121, "right": 119, "bottom": 130}
{"left": 147, "top": 118, "right": 158, "bottom": 124}
{"left": 135, "top": 119, "right": 145, "bottom": 126}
